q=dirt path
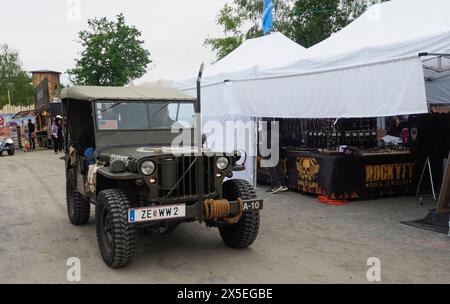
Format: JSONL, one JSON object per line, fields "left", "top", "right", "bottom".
{"left": 0, "top": 150, "right": 449, "bottom": 283}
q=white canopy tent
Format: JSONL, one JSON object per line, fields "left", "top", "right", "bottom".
{"left": 177, "top": 0, "right": 450, "bottom": 118}
{"left": 173, "top": 32, "right": 307, "bottom": 184}
{"left": 175, "top": 32, "right": 306, "bottom": 87}
{"left": 173, "top": 0, "right": 450, "bottom": 184}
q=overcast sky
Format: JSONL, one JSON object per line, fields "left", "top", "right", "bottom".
{"left": 0, "top": 0, "right": 231, "bottom": 85}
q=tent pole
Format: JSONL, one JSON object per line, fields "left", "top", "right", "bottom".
{"left": 253, "top": 117, "right": 259, "bottom": 187}
{"left": 195, "top": 63, "right": 205, "bottom": 223}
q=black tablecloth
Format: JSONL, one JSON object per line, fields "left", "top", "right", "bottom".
{"left": 258, "top": 149, "right": 418, "bottom": 200}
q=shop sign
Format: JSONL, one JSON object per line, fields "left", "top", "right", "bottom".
{"left": 365, "top": 162, "right": 416, "bottom": 188}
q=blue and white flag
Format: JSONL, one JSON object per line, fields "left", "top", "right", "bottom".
{"left": 262, "top": 0, "right": 274, "bottom": 34}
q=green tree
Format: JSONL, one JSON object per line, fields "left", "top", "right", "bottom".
{"left": 68, "top": 13, "right": 151, "bottom": 86}
{"left": 290, "top": 0, "right": 370, "bottom": 48}
{"left": 204, "top": 0, "right": 294, "bottom": 61}
{"left": 0, "top": 44, "right": 35, "bottom": 107}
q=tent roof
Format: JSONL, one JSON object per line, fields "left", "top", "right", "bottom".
{"left": 61, "top": 86, "right": 196, "bottom": 102}
{"left": 308, "top": 0, "right": 450, "bottom": 59}
{"left": 262, "top": 0, "right": 450, "bottom": 77}
{"left": 175, "top": 32, "right": 306, "bottom": 88}
{"left": 205, "top": 32, "right": 306, "bottom": 78}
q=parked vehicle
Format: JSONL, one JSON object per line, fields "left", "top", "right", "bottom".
{"left": 0, "top": 137, "right": 15, "bottom": 156}
{"left": 62, "top": 70, "right": 263, "bottom": 268}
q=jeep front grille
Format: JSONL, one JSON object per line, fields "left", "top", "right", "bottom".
{"left": 159, "top": 156, "right": 217, "bottom": 201}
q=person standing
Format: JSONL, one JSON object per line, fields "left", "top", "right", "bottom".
{"left": 57, "top": 116, "right": 64, "bottom": 152}
{"left": 27, "top": 119, "right": 36, "bottom": 150}
{"left": 51, "top": 116, "right": 63, "bottom": 154}
{"left": 266, "top": 162, "right": 289, "bottom": 194}
{"left": 262, "top": 118, "right": 288, "bottom": 194}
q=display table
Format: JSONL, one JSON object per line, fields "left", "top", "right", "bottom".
{"left": 35, "top": 130, "right": 50, "bottom": 149}
{"left": 258, "top": 148, "right": 418, "bottom": 200}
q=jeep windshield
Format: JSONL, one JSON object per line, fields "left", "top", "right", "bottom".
{"left": 95, "top": 101, "right": 195, "bottom": 130}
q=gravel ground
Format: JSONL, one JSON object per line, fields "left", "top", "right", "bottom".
{"left": 0, "top": 150, "right": 449, "bottom": 283}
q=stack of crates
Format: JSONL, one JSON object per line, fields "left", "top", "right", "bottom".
{"left": 10, "top": 127, "right": 19, "bottom": 151}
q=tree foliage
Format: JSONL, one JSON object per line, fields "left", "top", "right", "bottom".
{"left": 68, "top": 13, "right": 151, "bottom": 86}
{"left": 205, "top": 0, "right": 294, "bottom": 61}
{"left": 291, "top": 0, "right": 370, "bottom": 47}
{"left": 0, "top": 44, "right": 35, "bottom": 107}
{"left": 206, "top": 0, "right": 387, "bottom": 60}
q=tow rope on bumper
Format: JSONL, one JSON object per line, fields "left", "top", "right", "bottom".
{"left": 203, "top": 198, "right": 244, "bottom": 224}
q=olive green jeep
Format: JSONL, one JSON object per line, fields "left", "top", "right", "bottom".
{"left": 62, "top": 82, "right": 263, "bottom": 268}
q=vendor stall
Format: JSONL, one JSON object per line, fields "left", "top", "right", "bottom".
{"left": 30, "top": 70, "right": 62, "bottom": 150}
{"left": 175, "top": 0, "right": 450, "bottom": 200}
{"left": 34, "top": 78, "right": 52, "bottom": 148}
{"left": 33, "top": 77, "right": 63, "bottom": 149}
{"left": 257, "top": 111, "right": 450, "bottom": 200}
{"left": 257, "top": 115, "right": 418, "bottom": 199}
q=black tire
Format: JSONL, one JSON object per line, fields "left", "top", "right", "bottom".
{"left": 219, "top": 179, "right": 260, "bottom": 249}
{"left": 96, "top": 189, "right": 136, "bottom": 269}
{"left": 66, "top": 169, "right": 90, "bottom": 225}
{"left": 7, "top": 146, "right": 14, "bottom": 156}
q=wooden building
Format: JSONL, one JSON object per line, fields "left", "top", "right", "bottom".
{"left": 30, "top": 70, "right": 62, "bottom": 148}
{"left": 31, "top": 70, "right": 61, "bottom": 102}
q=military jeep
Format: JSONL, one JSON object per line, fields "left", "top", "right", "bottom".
{"left": 62, "top": 83, "right": 263, "bottom": 268}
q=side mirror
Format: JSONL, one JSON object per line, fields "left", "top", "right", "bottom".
{"left": 202, "top": 134, "right": 207, "bottom": 146}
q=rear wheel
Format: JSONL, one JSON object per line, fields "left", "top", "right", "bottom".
{"left": 66, "top": 169, "right": 90, "bottom": 225}
{"left": 219, "top": 179, "right": 260, "bottom": 249}
{"left": 7, "top": 146, "right": 14, "bottom": 156}
{"left": 96, "top": 189, "right": 136, "bottom": 269}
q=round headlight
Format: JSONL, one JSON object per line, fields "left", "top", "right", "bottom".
{"left": 216, "top": 157, "right": 229, "bottom": 170}
{"left": 140, "top": 160, "right": 156, "bottom": 176}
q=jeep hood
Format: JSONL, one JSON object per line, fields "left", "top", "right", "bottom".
{"left": 97, "top": 145, "right": 223, "bottom": 161}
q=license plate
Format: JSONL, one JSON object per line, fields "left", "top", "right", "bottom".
{"left": 243, "top": 200, "right": 263, "bottom": 211}
{"left": 128, "top": 204, "right": 186, "bottom": 223}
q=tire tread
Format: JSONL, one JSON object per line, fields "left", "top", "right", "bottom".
{"left": 219, "top": 179, "right": 260, "bottom": 249}
{"left": 96, "top": 189, "right": 136, "bottom": 268}
{"left": 66, "top": 169, "right": 90, "bottom": 225}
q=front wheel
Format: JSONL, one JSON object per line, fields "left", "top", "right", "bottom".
{"left": 219, "top": 179, "right": 260, "bottom": 249}
{"left": 96, "top": 189, "right": 136, "bottom": 269}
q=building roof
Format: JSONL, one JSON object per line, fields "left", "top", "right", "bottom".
{"left": 30, "top": 70, "right": 62, "bottom": 75}
{"left": 61, "top": 86, "right": 197, "bottom": 102}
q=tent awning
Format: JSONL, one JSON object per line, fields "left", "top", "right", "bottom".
{"left": 177, "top": 0, "right": 450, "bottom": 118}
{"left": 12, "top": 110, "right": 36, "bottom": 120}
{"left": 183, "top": 56, "right": 427, "bottom": 118}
